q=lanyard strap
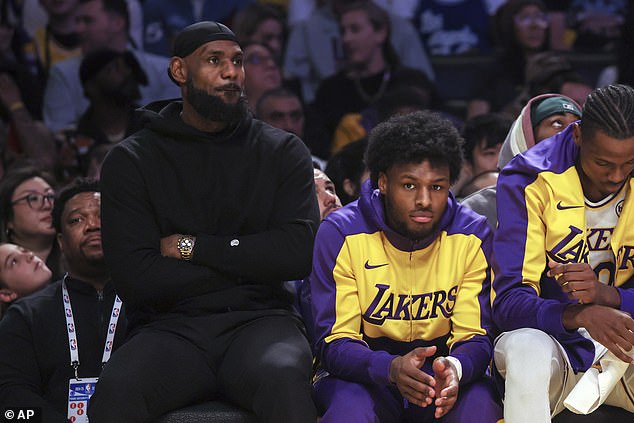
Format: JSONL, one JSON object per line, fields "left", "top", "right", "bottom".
{"left": 62, "top": 278, "right": 122, "bottom": 379}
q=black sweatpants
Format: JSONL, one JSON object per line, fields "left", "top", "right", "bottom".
{"left": 88, "top": 310, "right": 317, "bottom": 422}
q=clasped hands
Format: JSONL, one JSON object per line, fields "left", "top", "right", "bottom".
{"left": 389, "top": 346, "right": 458, "bottom": 418}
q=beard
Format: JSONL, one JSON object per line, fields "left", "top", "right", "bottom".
{"left": 384, "top": 199, "right": 435, "bottom": 241}
{"left": 185, "top": 77, "right": 247, "bottom": 125}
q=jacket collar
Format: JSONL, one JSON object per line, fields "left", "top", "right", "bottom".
{"left": 63, "top": 274, "right": 115, "bottom": 297}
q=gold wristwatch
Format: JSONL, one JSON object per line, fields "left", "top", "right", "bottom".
{"left": 176, "top": 236, "right": 195, "bottom": 261}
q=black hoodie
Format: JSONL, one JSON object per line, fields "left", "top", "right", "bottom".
{"left": 100, "top": 100, "right": 319, "bottom": 328}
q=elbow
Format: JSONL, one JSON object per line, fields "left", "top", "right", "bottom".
{"left": 110, "top": 272, "right": 146, "bottom": 308}
{"left": 491, "top": 302, "right": 508, "bottom": 332}
{"left": 276, "top": 221, "right": 316, "bottom": 279}
{"left": 294, "top": 249, "right": 313, "bottom": 278}
{"left": 283, "top": 242, "right": 313, "bottom": 280}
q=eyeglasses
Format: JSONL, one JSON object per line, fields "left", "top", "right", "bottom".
{"left": 514, "top": 13, "right": 549, "bottom": 28}
{"left": 11, "top": 192, "right": 55, "bottom": 209}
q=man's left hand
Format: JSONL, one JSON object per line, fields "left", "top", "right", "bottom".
{"left": 548, "top": 261, "right": 620, "bottom": 307}
{"left": 432, "top": 357, "right": 459, "bottom": 418}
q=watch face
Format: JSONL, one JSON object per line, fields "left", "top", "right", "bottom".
{"left": 178, "top": 237, "right": 193, "bottom": 251}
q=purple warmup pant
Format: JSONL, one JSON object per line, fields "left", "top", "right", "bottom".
{"left": 314, "top": 374, "right": 502, "bottom": 422}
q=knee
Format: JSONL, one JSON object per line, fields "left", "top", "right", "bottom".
{"left": 441, "top": 380, "right": 502, "bottom": 423}
{"left": 496, "top": 328, "right": 558, "bottom": 385}
{"left": 316, "top": 378, "right": 378, "bottom": 423}
{"left": 257, "top": 342, "right": 313, "bottom": 387}
{"left": 88, "top": 371, "right": 147, "bottom": 422}
{"left": 94, "top": 359, "right": 148, "bottom": 399}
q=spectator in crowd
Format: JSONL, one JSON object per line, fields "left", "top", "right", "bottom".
{"left": 142, "top": 0, "right": 254, "bottom": 56}
{"left": 0, "top": 6, "right": 45, "bottom": 119}
{"left": 492, "top": 84, "right": 634, "bottom": 421}
{"left": 0, "top": 243, "right": 52, "bottom": 317}
{"left": 462, "top": 93, "right": 582, "bottom": 228}
{"left": 233, "top": 2, "right": 286, "bottom": 61}
{"left": 503, "top": 51, "right": 593, "bottom": 118}
{"left": 373, "top": 0, "right": 420, "bottom": 18}
{"left": 324, "top": 137, "right": 369, "bottom": 205}
{"left": 331, "top": 71, "right": 438, "bottom": 156}
{"left": 0, "top": 9, "right": 55, "bottom": 170}
{"left": 457, "top": 170, "right": 499, "bottom": 199}
{"left": 57, "top": 48, "right": 146, "bottom": 180}
{"left": 412, "top": 0, "right": 493, "bottom": 56}
{"left": 290, "top": 167, "right": 342, "bottom": 343}
{"left": 284, "top": 0, "right": 434, "bottom": 104}
{"left": 597, "top": 3, "right": 634, "bottom": 88}
{"left": 309, "top": 1, "right": 430, "bottom": 156}
{"left": 565, "top": 0, "right": 626, "bottom": 53}
{"left": 0, "top": 72, "right": 57, "bottom": 172}
{"left": 30, "top": 0, "right": 81, "bottom": 75}
{"left": 310, "top": 110, "right": 502, "bottom": 422}
{"left": 0, "top": 166, "right": 64, "bottom": 280}
{"left": 452, "top": 113, "right": 512, "bottom": 198}
{"left": 462, "top": 113, "right": 512, "bottom": 179}
{"left": 243, "top": 42, "right": 282, "bottom": 114}
{"left": 499, "top": 94, "right": 583, "bottom": 172}
{"left": 43, "top": 0, "right": 179, "bottom": 132}
{"left": 468, "top": 0, "right": 551, "bottom": 118}
{"left": 542, "top": 0, "right": 570, "bottom": 50}
{"left": 87, "top": 22, "right": 318, "bottom": 422}
{"left": 7, "top": 0, "right": 142, "bottom": 47}
{"left": 0, "top": 178, "right": 127, "bottom": 422}
{"left": 313, "top": 167, "right": 342, "bottom": 222}
{"left": 256, "top": 87, "right": 326, "bottom": 169}
{"left": 256, "top": 87, "right": 304, "bottom": 138}
{"left": 287, "top": 0, "right": 317, "bottom": 27}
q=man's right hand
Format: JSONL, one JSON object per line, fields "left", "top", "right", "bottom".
{"left": 564, "top": 304, "right": 634, "bottom": 363}
{"left": 389, "top": 346, "right": 437, "bottom": 407}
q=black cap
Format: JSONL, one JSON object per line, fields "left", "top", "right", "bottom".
{"left": 80, "top": 48, "right": 148, "bottom": 86}
{"left": 168, "top": 21, "right": 239, "bottom": 85}
{"left": 531, "top": 96, "right": 582, "bottom": 127}
{"left": 172, "top": 21, "right": 239, "bottom": 58}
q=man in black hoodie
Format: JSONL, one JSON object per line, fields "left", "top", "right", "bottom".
{"left": 88, "top": 21, "right": 319, "bottom": 422}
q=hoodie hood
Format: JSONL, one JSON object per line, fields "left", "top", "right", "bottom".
{"left": 136, "top": 99, "right": 251, "bottom": 144}
{"left": 498, "top": 93, "right": 582, "bottom": 169}
{"left": 357, "top": 179, "right": 458, "bottom": 252}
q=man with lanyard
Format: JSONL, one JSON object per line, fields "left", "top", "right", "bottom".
{"left": 492, "top": 84, "right": 634, "bottom": 422}
{"left": 0, "top": 178, "right": 126, "bottom": 422}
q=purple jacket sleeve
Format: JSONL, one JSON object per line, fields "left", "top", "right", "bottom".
{"left": 492, "top": 170, "right": 571, "bottom": 337}
{"left": 310, "top": 220, "right": 398, "bottom": 385}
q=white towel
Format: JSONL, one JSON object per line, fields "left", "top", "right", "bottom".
{"left": 563, "top": 349, "right": 634, "bottom": 414}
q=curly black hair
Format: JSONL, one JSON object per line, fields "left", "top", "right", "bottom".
{"left": 52, "top": 178, "right": 100, "bottom": 233}
{"left": 365, "top": 110, "right": 463, "bottom": 186}
{"left": 461, "top": 113, "right": 512, "bottom": 165}
{"left": 325, "top": 138, "right": 368, "bottom": 205}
